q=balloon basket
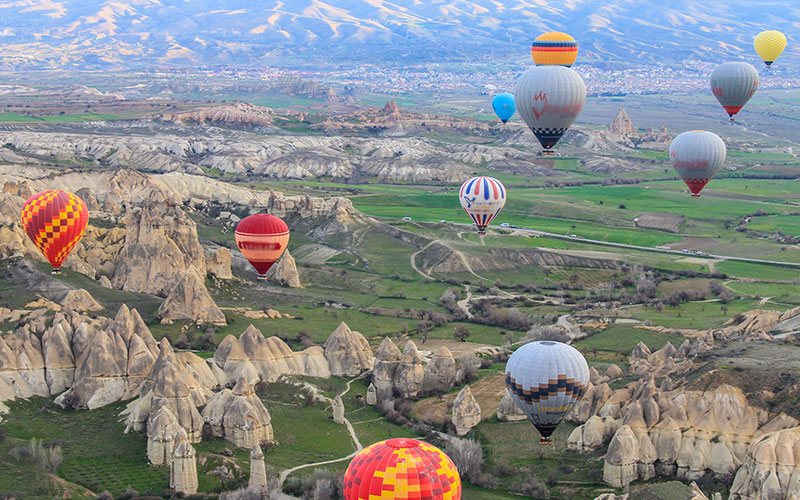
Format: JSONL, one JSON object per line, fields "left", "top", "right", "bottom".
{"left": 690, "top": 194, "right": 701, "bottom": 199}
{"left": 478, "top": 230, "right": 486, "bottom": 235}
{"left": 51, "top": 268, "right": 61, "bottom": 275}
{"left": 256, "top": 275, "right": 267, "bottom": 280}
{"left": 541, "top": 150, "right": 555, "bottom": 156}
{"left": 540, "top": 437, "right": 552, "bottom": 445}
{"left": 729, "top": 118, "right": 735, "bottom": 123}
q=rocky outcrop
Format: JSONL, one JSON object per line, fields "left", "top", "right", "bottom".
{"left": 730, "top": 426, "right": 800, "bottom": 500}
{"left": 170, "top": 429, "right": 198, "bottom": 495}
{"left": 332, "top": 395, "right": 345, "bottom": 424}
{"left": 249, "top": 444, "right": 268, "bottom": 493}
{"left": 201, "top": 376, "right": 274, "bottom": 448}
{"left": 112, "top": 197, "right": 206, "bottom": 296}
{"left": 496, "top": 391, "right": 526, "bottom": 422}
{"left": 61, "top": 289, "right": 103, "bottom": 312}
{"left": 422, "top": 345, "right": 457, "bottom": 394}
{"left": 157, "top": 265, "right": 226, "bottom": 326}
{"left": 451, "top": 385, "right": 481, "bottom": 436}
{"left": 41, "top": 322, "right": 75, "bottom": 395}
{"left": 266, "top": 250, "right": 302, "bottom": 288}
{"left": 604, "top": 425, "right": 639, "bottom": 487}
{"left": 609, "top": 107, "right": 636, "bottom": 137}
{"left": 159, "top": 102, "right": 276, "bottom": 128}
{"left": 372, "top": 337, "right": 402, "bottom": 401}
{"left": 212, "top": 325, "right": 330, "bottom": 386}
{"left": 394, "top": 341, "right": 425, "bottom": 399}
{"left": 323, "top": 322, "right": 374, "bottom": 377}
{"left": 366, "top": 383, "right": 377, "bottom": 406}
{"left": 147, "top": 406, "right": 181, "bottom": 465}
{"left": 205, "top": 246, "right": 233, "bottom": 279}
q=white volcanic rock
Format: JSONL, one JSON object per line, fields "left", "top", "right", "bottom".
{"left": 451, "top": 385, "right": 481, "bottom": 436}
{"left": 730, "top": 425, "right": 800, "bottom": 500}
{"left": 394, "top": 341, "right": 425, "bottom": 399}
{"left": 266, "top": 250, "right": 302, "bottom": 288}
{"left": 41, "top": 322, "right": 75, "bottom": 395}
{"left": 170, "top": 429, "right": 198, "bottom": 495}
{"left": 497, "top": 391, "right": 526, "bottom": 422}
{"left": 158, "top": 265, "right": 226, "bottom": 326}
{"left": 323, "top": 322, "right": 374, "bottom": 377}
{"left": 61, "top": 289, "right": 103, "bottom": 312}
{"left": 372, "top": 337, "right": 401, "bottom": 401}
{"left": 205, "top": 246, "right": 233, "bottom": 279}
{"left": 147, "top": 406, "right": 182, "bottom": 465}
{"left": 604, "top": 425, "right": 639, "bottom": 487}
{"left": 422, "top": 345, "right": 457, "bottom": 394}
{"left": 201, "top": 376, "right": 274, "bottom": 448}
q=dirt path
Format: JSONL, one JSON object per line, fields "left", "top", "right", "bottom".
{"left": 410, "top": 240, "right": 438, "bottom": 280}
{"left": 410, "top": 239, "right": 488, "bottom": 282}
{"left": 277, "top": 373, "right": 369, "bottom": 486}
{"left": 456, "top": 285, "right": 473, "bottom": 319}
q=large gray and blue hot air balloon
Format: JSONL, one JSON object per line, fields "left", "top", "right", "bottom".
{"left": 505, "top": 341, "right": 590, "bottom": 444}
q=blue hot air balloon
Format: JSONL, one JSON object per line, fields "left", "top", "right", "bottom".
{"left": 492, "top": 93, "right": 517, "bottom": 123}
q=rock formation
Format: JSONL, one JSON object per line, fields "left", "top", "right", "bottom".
{"left": 201, "top": 376, "right": 274, "bottom": 448}
{"left": 212, "top": 325, "right": 330, "bottom": 386}
{"left": 422, "top": 345, "right": 457, "bottom": 394}
{"left": 604, "top": 425, "right": 639, "bottom": 487}
{"left": 170, "top": 428, "right": 198, "bottom": 495}
{"left": 332, "top": 395, "right": 345, "bottom": 424}
{"left": 323, "top": 322, "right": 374, "bottom": 377}
{"left": 366, "top": 383, "right": 377, "bottom": 406}
{"left": 157, "top": 265, "right": 226, "bottom": 326}
{"left": 112, "top": 196, "right": 206, "bottom": 296}
{"left": 372, "top": 337, "right": 402, "bottom": 401}
{"left": 451, "top": 385, "right": 481, "bottom": 436}
{"left": 394, "top": 341, "right": 425, "bottom": 399}
{"left": 160, "top": 102, "right": 276, "bottom": 128}
{"left": 729, "top": 426, "right": 800, "bottom": 500}
{"left": 609, "top": 107, "right": 636, "bottom": 137}
{"left": 249, "top": 444, "right": 268, "bottom": 493}
{"left": 147, "top": 406, "right": 181, "bottom": 465}
{"left": 61, "top": 289, "right": 103, "bottom": 312}
{"left": 205, "top": 246, "right": 233, "bottom": 279}
{"left": 266, "top": 250, "right": 302, "bottom": 288}
{"left": 496, "top": 391, "right": 526, "bottom": 422}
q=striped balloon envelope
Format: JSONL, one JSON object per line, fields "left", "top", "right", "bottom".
{"left": 343, "top": 438, "right": 461, "bottom": 500}
{"left": 234, "top": 214, "right": 290, "bottom": 279}
{"left": 458, "top": 176, "right": 506, "bottom": 234}
{"left": 710, "top": 62, "right": 759, "bottom": 122}
{"left": 20, "top": 189, "right": 88, "bottom": 274}
{"left": 531, "top": 32, "right": 578, "bottom": 67}
{"left": 505, "top": 341, "right": 590, "bottom": 444}
{"left": 670, "top": 130, "right": 727, "bottom": 197}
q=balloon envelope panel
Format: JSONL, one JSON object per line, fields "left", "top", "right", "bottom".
{"left": 670, "top": 130, "right": 727, "bottom": 196}
{"left": 343, "top": 438, "right": 461, "bottom": 500}
{"left": 710, "top": 62, "right": 759, "bottom": 118}
{"left": 514, "top": 66, "right": 586, "bottom": 150}
{"left": 754, "top": 30, "right": 787, "bottom": 66}
{"left": 235, "top": 214, "right": 290, "bottom": 277}
{"left": 492, "top": 93, "right": 517, "bottom": 123}
{"left": 21, "top": 189, "right": 88, "bottom": 270}
{"left": 505, "top": 341, "right": 589, "bottom": 438}
{"left": 458, "top": 176, "right": 506, "bottom": 232}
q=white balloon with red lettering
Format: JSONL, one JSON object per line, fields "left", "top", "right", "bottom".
{"left": 669, "top": 130, "right": 726, "bottom": 198}
{"left": 458, "top": 176, "right": 507, "bottom": 234}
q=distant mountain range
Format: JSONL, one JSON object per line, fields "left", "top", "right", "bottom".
{"left": 0, "top": 0, "right": 797, "bottom": 69}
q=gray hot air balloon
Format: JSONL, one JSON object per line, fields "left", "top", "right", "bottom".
{"left": 505, "top": 341, "right": 589, "bottom": 444}
{"left": 514, "top": 66, "right": 585, "bottom": 154}
{"left": 670, "top": 130, "right": 727, "bottom": 197}
{"left": 710, "top": 62, "right": 759, "bottom": 122}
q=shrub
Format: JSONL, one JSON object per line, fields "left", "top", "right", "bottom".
{"left": 444, "top": 437, "right": 484, "bottom": 484}
{"left": 524, "top": 324, "right": 569, "bottom": 343}
{"left": 456, "top": 354, "right": 481, "bottom": 384}
{"left": 510, "top": 474, "right": 547, "bottom": 498}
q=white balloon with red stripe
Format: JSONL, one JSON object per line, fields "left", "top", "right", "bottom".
{"left": 669, "top": 130, "right": 726, "bottom": 198}
{"left": 458, "top": 176, "right": 507, "bottom": 234}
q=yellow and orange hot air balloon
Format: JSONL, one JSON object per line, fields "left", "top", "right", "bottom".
{"left": 344, "top": 438, "right": 461, "bottom": 500}
{"left": 531, "top": 32, "right": 578, "bottom": 67}
{"left": 234, "top": 213, "right": 290, "bottom": 280}
{"left": 21, "top": 189, "right": 88, "bottom": 274}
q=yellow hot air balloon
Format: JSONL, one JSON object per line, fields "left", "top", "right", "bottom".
{"left": 531, "top": 32, "right": 578, "bottom": 67}
{"left": 754, "top": 30, "right": 787, "bottom": 67}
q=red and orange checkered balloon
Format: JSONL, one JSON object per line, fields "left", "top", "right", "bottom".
{"left": 20, "top": 190, "right": 88, "bottom": 273}
{"left": 344, "top": 438, "right": 461, "bottom": 500}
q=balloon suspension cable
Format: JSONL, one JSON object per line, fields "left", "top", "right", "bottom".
{"left": 51, "top": 268, "right": 61, "bottom": 275}
{"left": 540, "top": 437, "right": 552, "bottom": 445}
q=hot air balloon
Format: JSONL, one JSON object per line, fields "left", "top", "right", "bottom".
{"left": 492, "top": 93, "right": 516, "bottom": 123}
{"left": 531, "top": 32, "right": 578, "bottom": 67}
{"left": 234, "top": 214, "right": 289, "bottom": 279}
{"left": 710, "top": 62, "right": 759, "bottom": 122}
{"left": 458, "top": 176, "right": 506, "bottom": 234}
{"left": 344, "top": 438, "right": 461, "bottom": 500}
{"left": 505, "top": 341, "right": 589, "bottom": 444}
{"left": 670, "top": 130, "right": 726, "bottom": 198}
{"left": 21, "top": 189, "right": 88, "bottom": 274}
{"left": 754, "top": 30, "right": 787, "bottom": 67}
{"left": 515, "top": 66, "right": 585, "bottom": 154}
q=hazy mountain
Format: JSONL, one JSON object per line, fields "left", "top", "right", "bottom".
{"left": 0, "top": 0, "right": 796, "bottom": 68}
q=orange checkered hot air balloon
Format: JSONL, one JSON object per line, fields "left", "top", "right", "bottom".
{"left": 234, "top": 213, "right": 290, "bottom": 280}
{"left": 21, "top": 189, "right": 88, "bottom": 274}
{"left": 343, "top": 438, "right": 461, "bottom": 500}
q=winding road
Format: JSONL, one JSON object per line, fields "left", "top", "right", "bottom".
{"left": 277, "top": 372, "right": 369, "bottom": 486}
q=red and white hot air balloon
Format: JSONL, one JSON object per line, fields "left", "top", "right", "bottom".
{"left": 234, "top": 214, "right": 290, "bottom": 279}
